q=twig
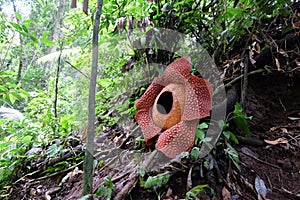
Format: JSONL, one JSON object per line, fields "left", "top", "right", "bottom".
{"left": 118, "top": 125, "right": 140, "bottom": 148}
{"left": 113, "top": 173, "right": 139, "bottom": 200}
{"left": 214, "top": 68, "right": 270, "bottom": 95}
{"left": 93, "top": 171, "right": 130, "bottom": 193}
{"left": 241, "top": 57, "right": 249, "bottom": 107}
{"left": 16, "top": 161, "right": 83, "bottom": 183}
{"left": 65, "top": 60, "right": 90, "bottom": 79}
{"left": 54, "top": 43, "right": 63, "bottom": 119}
{"left": 241, "top": 148, "right": 280, "bottom": 169}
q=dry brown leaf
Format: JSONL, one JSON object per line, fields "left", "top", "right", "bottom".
{"left": 264, "top": 138, "right": 288, "bottom": 145}
{"left": 293, "top": 21, "right": 300, "bottom": 29}
{"left": 280, "top": 128, "right": 288, "bottom": 134}
{"left": 222, "top": 186, "right": 231, "bottom": 200}
{"left": 275, "top": 58, "right": 282, "bottom": 71}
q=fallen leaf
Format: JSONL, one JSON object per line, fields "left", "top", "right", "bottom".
{"left": 275, "top": 58, "right": 282, "bottom": 71}
{"left": 255, "top": 176, "right": 267, "bottom": 198}
{"left": 264, "top": 138, "right": 288, "bottom": 145}
{"left": 293, "top": 21, "right": 300, "bottom": 29}
{"left": 222, "top": 186, "right": 232, "bottom": 200}
{"left": 288, "top": 117, "right": 300, "bottom": 121}
{"left": 279, "top": 128, "right": 288, "bottom": 134}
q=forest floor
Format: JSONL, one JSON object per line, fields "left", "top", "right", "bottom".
{"left": 7, "top": 72, "right": 300, "bottom": 199}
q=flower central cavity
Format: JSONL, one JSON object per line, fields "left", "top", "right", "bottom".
{"left": 156, "top": 91, "right": 173, "bottom": 114}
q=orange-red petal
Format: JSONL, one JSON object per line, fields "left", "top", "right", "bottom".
{"left": 155, "top": 119, "right": 199, "bottom": 158}
{"left": 159, "top": 58, "right": 192, "bottom": 85}
{"left": 182, "top": 76, "right": 213, "bottom": 121}
{"left": 135, "top": 79, "right": 164, "bottom": 110}
{"left": 135, "top": 108, "right": 161, "bottom": 145}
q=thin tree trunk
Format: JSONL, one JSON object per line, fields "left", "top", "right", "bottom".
{"left": 83, "top": 0, "right": 103, "bottom": 197}
{"left": 11, "top": 0, "right": 23, "bottom": 84}
{"left": 54, "top": 45, "right": 63, "bottom": 119}
{"left": 50, "top": 0, "right": 66, "bottom": 53}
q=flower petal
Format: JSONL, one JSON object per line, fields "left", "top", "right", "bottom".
{"left": 135, "top": 108, "right": 161, "bottom": 145}
{"left": 164, "top": 57, "right": 192, "bottom": 79}
{"left": 182, "top": 76, "right": 213, "bottom": 120}
{"left": 159, "top": 57, "right": 192, "bottom": 85}
{"left": 155, "top": 119, "right": 199, "bottom": 158}
{"left": 135, "top": 79, "right": 164, "bottom": 110}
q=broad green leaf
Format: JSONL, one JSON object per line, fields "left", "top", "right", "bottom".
{"left": 9, "top": 22, "right": 22, "bottom": 31}
{"left": 198, "top": 122, "right": 208, "bottom": 129}
{"left": 15, "top": 12, "right": 22, "bottom": 21}
{"left": 226, "top": 7, "right": 243, "bottom": 18}
{"left": 21, "top": 24, "right": 29, "bottom": 33}
{"left": 41, "top": 38, "right": 54, "bottom": 46}
{"left": 223, "top": 131, "right": 239, "bottom": 144}
{"left": 9, "top": 93, "right": 18, "bottom": 104}
{"left": 226, "top": 143, "right": 240, "bottom": 171}
{"left": 186, "top": 184, "right": 210, "bottom": 199}
{"left": 190, "top": 147, "right": 200, "bottom": 160}
{"left": 233, "top": 103, "right": 251, "bottom": 137}
{"left": 22, "top": 135, "right": 33, "bottom": 143}
{"left": 97, "top": 78, "right": 112, "bottom": 88}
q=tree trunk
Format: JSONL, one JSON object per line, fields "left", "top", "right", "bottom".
{"left": 49, "top": 0, "right": 66, "bottom": 53}
{"left": 11, "top": 0, "right": 23, "bottom": 84}
{"left": 83, "top": 0, "right": 103, "bottom": 197}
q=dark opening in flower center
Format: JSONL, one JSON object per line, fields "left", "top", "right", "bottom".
{"left": 156, "top": 91, "right": 173, "bottom": 114}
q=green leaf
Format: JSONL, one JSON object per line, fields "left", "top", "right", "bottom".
{"left": 137, "top": 166, "right": 146, "bottom": 177}
{"left": 97, "top": 78, "right": 112, "bottom": 88}
{"left": 41, "top": 38, "right": 54, "bottom": 46}
{"left": 143, "top": 174, "right": 170, "bottom": 189}
{"left": 14, "top": 12, "right": 22, "bottom": 21}
{"left": 195, "top": 122, "right": 208, "bottom": 144}
{"left": 186, "top": 184, "right": 210, "bottom": 199}
{"left": 197, "top": 122, "right": 208, "bottom": 129}
{"left": 226, "top": 7, "right": 243, "bottom": 18}
{"left": 9, "top": 22, "right": 22, "bottom": 31}
{"left": 226, "top": 143, "right": 240, "bottom": 171}
{"left": 233, "top": 103, "right": 251, "bottom": 137}
{"left": 22, "top": 135, "right": 33, "bottom": 143}
{"left": 21, "top": 24, "right": 29, "bottom": 33}
{"left": 29, "top": 35, "right": 38, "bottom": 43}
{"left": 190, "top": 147, "right": 200, "bottom": 160}
{"left": 9, "top": 93, "right": 18, "bottom": 104}
{"left": 24, "top": 19, "right": 36, "bottom": 24}
{"left": 223, "top": 131, "right": 239, "bottom": 144}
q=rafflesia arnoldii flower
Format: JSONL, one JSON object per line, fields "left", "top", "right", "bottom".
{"left": 135, "top": 57, "right": 213, "bottom": 158}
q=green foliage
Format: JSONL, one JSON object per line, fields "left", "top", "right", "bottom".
{"left": 155, "top": 0, "right": 290, "bottom": 54}
{"left": 190, "top": 147, "right": 200, "bottom": 161}
{"left": 140, "top": 173, "right": 170, "bottom": 191}
{"left": 233, "top": 102, "right": 252, "bottom": 137}
{"left": 0, "top": 119, "right": 39, "bottom": 184}
{"left": 95, "top": 177, "right": 114, "bottom": 200}
{"left": 0, "top": 71, "right": 29, "bottom": 105}
{"left": 223, "top": 130, "right": 239, "bottom": 144}
{"left": 225, "top": 142, "right": 240, "bottom": 171}
{"left": 218, "top": 120, "right": 241, "bottom": 171}
{"left": 195, "top": 122, "right": 209, "bottom": 145}
{"left": 186, "top": 184, "right": 212, "bottom": 199}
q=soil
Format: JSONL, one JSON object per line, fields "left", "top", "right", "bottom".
{"left": 7, "top": 72, "right": 300, "bottom": 200}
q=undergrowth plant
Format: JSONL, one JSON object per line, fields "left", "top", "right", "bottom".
{"left": 192, "top": 102, "right": 252, "bottom": 171}
{"left": 0, "top": 71, "right": 79, "bottom": 188}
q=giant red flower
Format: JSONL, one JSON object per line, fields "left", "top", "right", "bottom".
{"left": 135, "top": 57, "right": 213, "bottom": 158}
